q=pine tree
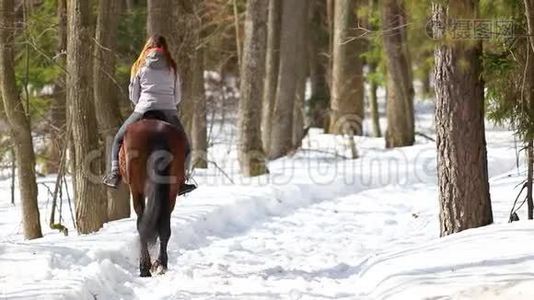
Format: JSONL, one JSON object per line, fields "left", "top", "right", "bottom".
{"left": 433, "top": 0, "right": 493, "bottom": 236}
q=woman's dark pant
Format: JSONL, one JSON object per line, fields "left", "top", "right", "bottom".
{"left": 110, "top": 110, "right": 189, "bottom": 170}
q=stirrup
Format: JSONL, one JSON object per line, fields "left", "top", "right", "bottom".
{"left": 179, "top": 183, "right": 197, "bottom": 196}
{"left": 102, "top": 171, "right": 121, "bottom": 189}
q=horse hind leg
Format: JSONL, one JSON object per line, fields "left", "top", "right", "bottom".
{"left": 138, "top": 221, "right": 152, "bottom": 277}
{"left": 134, "top": 193, "right": 152, "bottom": 277}
{"left": 152, "top": 211, "right": 171, "bottom": 275}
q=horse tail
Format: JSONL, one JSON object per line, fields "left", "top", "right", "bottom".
{"left": 138, "top": 134, "right": 171, "bottom": 245}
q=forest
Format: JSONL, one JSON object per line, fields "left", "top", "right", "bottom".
{"left": 1, "top": 0, "right": 534, "bottom": 298}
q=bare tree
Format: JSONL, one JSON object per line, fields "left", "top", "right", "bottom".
{"left": 174, "top": 1, "right": 207, "bottom": 169}
{"left": 45, "top": 0, "right": 67, "bottom": 174}
{"left": 525, "top": 0, "right": 534, "bottom": 54}
{"left": 67, "top": 0, "right": 108, "bottom": 233}
{"left": 94, "top": 0, "right": 130, "bottom": 221}
{"left": 382, "top": 0, "right": 415, "bottom": 148}
{"left": 125, "top": 0, "right": 135, "bottom": 11}
{"left": 238, "top": 0, "right": 269, "bottom": 176}
{"left": 147, "top": 0, "right": 172, "bottom": 37}
{"left": 523, "top": 0, "right": 534, "bottom": 220}
{"left": 293, "top": 4, "right": 311, "bottom": 148}
{"left": 269, "top": 0, "right": 308, "bottom": 159}
{"left": 329, "top": 0, "right": 364, "bottom": 136}
{"left": 174, "top": 0, "right": 199, "bottom": 135}
{"left": 308, "top": 0, "right": 330, "bottom": 130}
{"left": 0, "top": 0, "right": 42, "bottom": 239}
{"left": 191, "top": 47, "right": 208, "bottom": 169}
{"left": 368, "top": 0, "right": 381, "bottom": 138}
{"left": 433, "top": 0, "right": 493, "bottom": 236}
{"left": 261, "top": 0, "right": 281, "bottom": 153}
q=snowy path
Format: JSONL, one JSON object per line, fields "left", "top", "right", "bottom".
{"left": 131, "top": 184, "right": 437, "bottom": 299}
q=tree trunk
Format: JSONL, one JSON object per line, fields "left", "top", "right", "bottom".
{"left": 0, "top": 0, "right": 43, "bottom": 240}
{"left": 329, "top": 0, "right": 364, "bottom": 136}
{"left": 524, "top": 0, "right": 534, "bottom": 54}
{"left": 147, "top": 0, "right": 172, "bottom": 37}
{"left": 125, "top": 0, "right": 135, "bottom": 11}
{"left": 238, "top": 0, "right": 269, "bottom": 176}
{"left": 293, "top": 71, "right": 307, "bottom": 148}
{"left": 382, "top": 0, "right": 415, "bottom": 148}
{"left": 369, "top": 62, "right": 382, "bottom": 138}
{"left": 326, "top": 0, "right": 334, "bottom": 89}
{"left": 308, "top": 0, "right": 330, "bottom": 130}
{"left": 45, "top": 0, "right": 67, "bottom": 174}
{"left": 293, "top": 4, "right": 311, "bottom": 148}
{"left": 525, "top": 0, "right": 534, "bottom": 220}
{"left": 433, "top": 0, "right": 493, "bottom": 236}
{"left": 67, "top": 0, "right": 108, "bottom": 234}
{"left": 174, "top": 1, "right": 201, "bottom": 138}
{"left": 422, "top": 65, "right": 432, "bottom": 97}
{"left": 527, "top": 140, "right": 533, "bottom": 220}
{"left": 261, "top": 0, "right": 281, "bottom": 154}
{"left": 269, "top": 0, "right": 308, "bottom": 159}
{"left": 94, "top": 0, "right": 130, "bottom": 221}
{"left": 191, "top": 47, "right": 208, "bottom": 169}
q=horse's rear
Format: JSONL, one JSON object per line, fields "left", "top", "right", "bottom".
{"left": 119, "top": 119, "right": 187, "bottom": 277}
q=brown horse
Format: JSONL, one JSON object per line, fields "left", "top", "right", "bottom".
{"left": 119, "top": 114, "right": 187, "bottom": 277}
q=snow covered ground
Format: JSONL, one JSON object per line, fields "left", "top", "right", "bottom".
{"left": 1, "top": 100, "right": 532, "bottom": 299}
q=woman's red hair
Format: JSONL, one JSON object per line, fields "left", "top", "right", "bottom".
{"left": 131, "top": 34, "right": 177, "bottom": 77}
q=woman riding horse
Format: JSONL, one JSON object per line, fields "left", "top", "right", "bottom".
{"left": 102, "top": 34, "right": 196, "bottom": 195}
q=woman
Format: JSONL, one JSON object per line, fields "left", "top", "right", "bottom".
{"left": 102, "top": 34, "right": 196, "bottom": 195}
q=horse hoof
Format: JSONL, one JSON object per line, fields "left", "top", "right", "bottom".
{"left": 151, "top": 260, "right": 167, "bottom": 275}
{"left": 140, "top": 271, "right": 152, "bottom": 277}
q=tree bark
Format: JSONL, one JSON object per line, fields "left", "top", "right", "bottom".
{"left": 0, "top": 0, "right": 43, "bottom": 239}
{"left": 433, "top": 0, "right": 493, "bottom": 236}
{"left": 308, "top": 0, "right": 330, "bottom": 130}
{"left": 382, "top": 0, "right": 415, "bottom": 148}
{"left": 524, "top": 0, "right": 534, "bottom": 54}
{"left": 329, "top": 0, "right": 364, "bottom": 136}
{"left": 191, "top": 47, "right": 208, "bottom": 169}
{"left": 45, "top": 0, "right": 67, "bottom": 174}
{"left": 261, "top": 0, "right": 281, "bottom": 154}
{"left": 125, "top": 0, "right": 135, "bottom": 11}
{"left": 293, "top": 4, "right": 311, "bottom": 148}
{"left": 269, "top": 0, "right": 308, "bottom": 159}
{"left": 525, "top": 0, "right": 534, "bottom": 220}
{"left": 147, "top": 0, "right": 172, "bottom": 37}
{"left": 67, "top": 0, "right": 108, "bottom": 234}
{"left": 174, "top": 1, "right": 201, "bottom": 139}
{"left": 94, "top": 0, "right": 130, "bottom": 221}
{"left": 238, "top": 0, "right": 269, "bottom": 176}
{"left": 527, "top": 140, "right": 533, "bottom": 220}
{"left": 369, "top": 62, "right": 382, "bottom": 138}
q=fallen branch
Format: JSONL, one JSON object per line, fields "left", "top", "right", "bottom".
{"left": 415, "top": 131, "right": 436, "bottom": 142}
{"left": 194, "top": 159, "right": 235, "bottom": 185}
{"left": 293, "top": 148, "right": 350, "bottom": 160}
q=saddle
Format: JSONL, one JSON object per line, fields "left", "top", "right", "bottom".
{"left": 141, "top": 111, "right": 171, "bottom": 123}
